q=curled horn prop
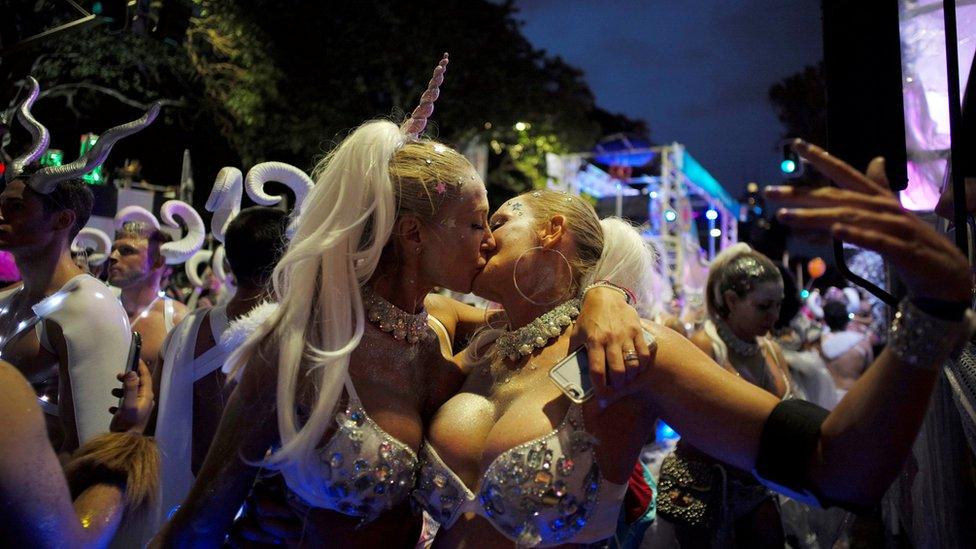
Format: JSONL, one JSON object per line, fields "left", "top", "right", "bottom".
{"left": 205, "top": 167, "right": 243, "bottom": 244}
{"left": 114, "top": 206, "right": 161, "bottom": 231}
{"left": 185, "top": 249, "right": 213, "bottom": 288}
{"left": 244, "top": 162, "right": 313, "bottom": 210}
{"left": 159, "top": 200, "right": 206, "bottom": 265}
{"left": 9, "top": 77, "right": 50, "bottom": 179}
{"left": 71, "top": 227, "right": 112, "bottom": 266}
{"left": 29, "top": 102, "right": 161, "bottom": 194}
{"left": 400, "top": 53, "right": 449, "bottom": 139}
{"left": 212, "top": 245, "right": 232, "bottom": 287}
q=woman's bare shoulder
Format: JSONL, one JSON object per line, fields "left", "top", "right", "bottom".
{"left": 688, "top": 329, "right": 716, "bottom": 358}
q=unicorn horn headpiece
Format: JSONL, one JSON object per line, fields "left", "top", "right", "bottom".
{"left": 8, "top": 76, "right": 161, "bottom": 194}
{"left": 114, "top": 200, "right": 206, "bottom": 265}
{"left": 71, "top": 227, "right": 112, "bottom": 266}
{"left": 400, "top": 53, "right": 449, "bottom": 139}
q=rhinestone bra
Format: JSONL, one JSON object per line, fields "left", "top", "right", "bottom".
{"left": 285, "top": 375, "right": 419, "bottom": 523}
{"left": 413, "top": 405, "right": 627, "bottom": 547}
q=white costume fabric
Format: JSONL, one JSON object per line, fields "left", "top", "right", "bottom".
{"left": 163, "top": 296, "right": 176, "bottom": 332}
{"left": 0, "top": 274, "right": 130, "bottom": 443}
{"left": 154, "top": 304, "right": 231, "bottom": 531}
{"left": 780, "top": 348, "right": 839, "bottom": 410}
{"left": 820, "top": 330, "right": 866, "bottom": 361}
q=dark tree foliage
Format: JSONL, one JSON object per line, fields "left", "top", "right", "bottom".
{"left": 768, "top": 62, "right": 826, "bottom": 146}
{"left": 2, "top": 0, "right": 646, "bottom": 209}
{"left": 768, "top": 62, "right": 827, "bottom": 188}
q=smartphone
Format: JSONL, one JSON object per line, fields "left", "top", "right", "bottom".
{"left": 548, "top": 329, "right": 654, "bottom": 403}
{"left": 119, "top": 332, "right": 142, "bottom": 407}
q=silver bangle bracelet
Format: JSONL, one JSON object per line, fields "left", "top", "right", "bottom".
{"left": 888, "top": 298, "right": 976, "bottom": 369}
{"left": 582, "top": 282, "right": 630, "bottom": 305}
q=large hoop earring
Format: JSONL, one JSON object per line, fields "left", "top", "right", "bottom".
{"left": 513, "top": 246, "right": 573, "bottom": 306}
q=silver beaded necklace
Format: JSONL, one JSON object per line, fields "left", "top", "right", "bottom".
{"left": 714, "top": 316, "right": 761, "bottom": 357}
{"left": 496, "top": 299, "right": 582, "bottom": 362}
{"left": 361, "top": 285, "right": 430, "bottom": 344}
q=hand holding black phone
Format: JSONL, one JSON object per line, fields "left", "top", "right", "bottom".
{"left": 118, "top": 331, "right": 142, "bottom": 408}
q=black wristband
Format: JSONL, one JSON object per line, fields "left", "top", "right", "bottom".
{"left": 911, "top": 297, "right": 969, "bottom": 322}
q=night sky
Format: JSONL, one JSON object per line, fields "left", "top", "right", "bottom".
{"left": 515, "top": 0, "right": 823, "bottom": 198}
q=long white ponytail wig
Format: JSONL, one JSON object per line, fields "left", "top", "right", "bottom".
{"left": 225, "top": 124, "right": 474, "bottom": 504}
{"left": 224, "top": 53, "right": 468, "bottom": 504}
{"left": 222, "top": 121, "right": 400, "bottom": 504}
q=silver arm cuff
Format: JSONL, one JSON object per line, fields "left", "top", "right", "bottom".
{"left": 888, "top": 299, "right": 976, "bottom": 369}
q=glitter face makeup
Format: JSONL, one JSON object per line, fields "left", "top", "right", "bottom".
{"left": 510, "top": 202, "right": 525, "bottom": 217}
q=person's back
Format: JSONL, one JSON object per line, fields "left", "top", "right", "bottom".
{"left": 152, "top": 206, "right": 289, "bottom": 534}
{"left": 821, "top": 300, "right": 873, "bottom": 392}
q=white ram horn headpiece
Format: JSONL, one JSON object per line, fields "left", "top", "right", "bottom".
{"left": 71, "top": 227, "right": 112, "bottom": 266}
{"left": 29, "top": 102, "right": 161, "bottom": 194}
{"left": 114, "top": 205, "right": 161, "bottom": 231}
{"left": 205, "top": 167, "right": 243, "bottom": 244}
{"left": 159, "top": 200, "right": 206, "bottom": 265}
{"left": 185, "top": 249, "right": 213, "bottom": 288}
{"left": 9, "top": 77, "right": 50, "bottom": 179}
{"left": 212, "top": 245, "right": 232, "bottom": 287}
{"left": 244, "top": 162, "right": 313, "bottom": 211}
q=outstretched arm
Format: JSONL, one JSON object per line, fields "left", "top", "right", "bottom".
{"left": 641, "top": 315, "right": 950, "bottom": 506}
{"left": 153, "top": 350, "right": 278, "bottom": 547}
{"left": 642, "top": 142, "right": 972, "bottom": 507}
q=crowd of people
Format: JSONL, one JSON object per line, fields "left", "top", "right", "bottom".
{"left": 0, "top": 54, "right": 973, "bottom": 549}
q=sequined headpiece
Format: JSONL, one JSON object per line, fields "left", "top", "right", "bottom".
{"left": 707, "top": 243, "right": 780, "bottom": 318}
{"left": 8, "top": 77, "right": 160, "bottom": 194}
{"left": 400, "top": 53, "right": 449, "bottom": 140}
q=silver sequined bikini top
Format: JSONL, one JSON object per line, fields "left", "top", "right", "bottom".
{"left": 285, "top": 375, "right": 419, "bottom": 523}
{"left": 413, "top": 405, "right": 627, "bottom": 547}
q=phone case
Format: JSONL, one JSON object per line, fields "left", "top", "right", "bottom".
{"left": 548, "top": 346, "right": 592, "bottom": 404}
{"left": 548, "top": 329, "right": 655, "bottom": 404}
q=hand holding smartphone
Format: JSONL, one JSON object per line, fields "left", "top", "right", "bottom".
{"left": 549, "top": 329, "right": 655, "bottom": 403}
{"left": 118, "top": 331, "right": 142, "bottom": 408}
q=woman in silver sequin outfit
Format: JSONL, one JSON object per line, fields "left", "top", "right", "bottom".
{"left": 659, "top": 245, "right": 793, "bottom": 547}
